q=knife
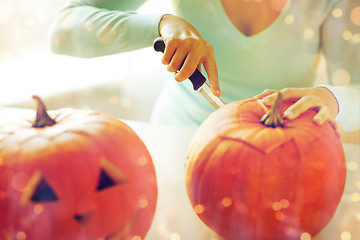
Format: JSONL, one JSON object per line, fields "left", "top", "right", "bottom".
{"left": 153, "top": 37, "right": 225, "bottom": 109}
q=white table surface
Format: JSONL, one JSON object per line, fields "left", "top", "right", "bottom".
{"left": 0, "top": 107, "right": 359, "bottom": 240}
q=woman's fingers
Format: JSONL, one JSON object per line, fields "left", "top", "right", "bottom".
{"left": 202, "top": 51, "right": 220, "bottom": 97}
{"left": 312, "top": 106, "right": 332, "bottom": 125}
{"left": 162, "top": 39, "right": 176, "bottom": 65}
{"left": 261, "top": 87, "right": 337, "bottom": 125}
{"left": 262, "top": 88, "right": 304, "bottom": 105}
{"left": 163, "top": 38, "right": 220, "bottom": 96}
{"left": 159, "top": 15, "right": 221, "bottom": 96}
{"left": 167, "top": 48, "right": 190, "bottom": 74}
{"left": 283, "top": 95, "right": 320, "bottom": 120}
{"left": 174, "top": 49, "right": 201, "bottom": 81}
{"left": 255, "top": 89, "right": 277, "bottom": 99}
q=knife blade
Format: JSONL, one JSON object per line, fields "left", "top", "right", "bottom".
{"left": 153, "top": 37, "right": 225, "bottom": 109}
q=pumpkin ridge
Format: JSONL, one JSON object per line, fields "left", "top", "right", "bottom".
{"left": 249, "top": 148, "right": 266, "bottom": 239}
{"left": 187, "top": 139, "right": 221, "bottom": 205}
{"left": 61, "top": 129, "right": 93, "bottom": 139}
{"left": 195, "top": 149, "right": 217, "bottom": 205}
{"left": 51, "top": 109, "right": 73, "bottom": 122}
{"left": 14, "top": 129, "right": 88, "bottom": 146}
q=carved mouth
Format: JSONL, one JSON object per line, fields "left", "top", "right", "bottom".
{"left": 97, "top": 210, "right": 140, "bottom": 240}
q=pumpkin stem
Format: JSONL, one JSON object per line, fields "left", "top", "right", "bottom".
{"left": 32, "top": 95, "right": 56, "bottom": 128}
{"left": 261, "top": 91, "right": 284, "bottom": 128}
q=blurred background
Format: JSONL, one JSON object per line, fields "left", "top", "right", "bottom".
{"left": 0, "top": 0, "right": 174, "bottom": 122}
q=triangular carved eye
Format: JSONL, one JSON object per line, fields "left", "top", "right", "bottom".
{"left": 97, "top": 169, "right": 117, "bottom": 191}
{"left": 31, "top": 178, "right": 58, "bottom": 202}
{"left": 96, "top": 158, "right": 128, "bottom": 191}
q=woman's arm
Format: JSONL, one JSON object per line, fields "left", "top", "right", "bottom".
{"left": 49, "top": 0, "right": 221, "bottom": 95}
{"left": 49, "top": 0, "right": 163, "bottom": 57}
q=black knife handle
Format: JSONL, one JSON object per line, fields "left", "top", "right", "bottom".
{"left": 153, "top": 37, "right": 206, "bottom": 91}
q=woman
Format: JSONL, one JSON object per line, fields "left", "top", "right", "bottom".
{"left": 49, "top": 0, "right": 359, "bottom": 132}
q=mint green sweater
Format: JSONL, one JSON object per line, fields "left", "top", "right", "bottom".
{"left": 50, "top": 0, "right": 359, "bottom": 131}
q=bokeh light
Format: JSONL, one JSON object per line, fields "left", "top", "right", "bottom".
{"left": 332, "top": 8, "right": 343, "bottom": 18}
{"left": 284, "top": 15, "right": 294, "bottom": 25}
{"left": 156, "top": 226, "right": 166, "bottom": 236}
{"left": 138, "top": 195, "right": 149, "bottom": 208}
{"left": 12, "top": 172, "right": 29, "bottom": 192}
{"left": 304, "top": 28, "right": 314, "bottom": 40}
{"left": 275, "top": 211, "right": 285, "bottom": 221}
{"left": 170, "top": 233, "right": 181, "bottom": 240}
{"left": 132, "top": 236, "right": 142, "bottom": 240}
{"left": 352, "top": 33, "right": 360, "bottom": 43}
{"left": 347, "top": 161, "right": 358, "bottom": 171}
{"left": 332, "top": 69, "right": 351, "bottom": 87}
{"left": 222, "top": 197, "right": 232, "bottom": 207}
{"left": 280, "top": 199, "right": 289, "bottom": 208}
{"left": 343, "top": 31, "right": 353, "bottom": 41}
{"left": 340, "top": 231, "right": 352, "bottom": 240}
{"left": 351, "top": 7, "right": 360, "bottom": 26}
{"left": 33, "top": 204, "right": 43, "bottom": 214}
{"left": 272, "top": 202, "right": 282, "bottom": 211}
{"left": 272, "top": 199, "right": 289, "bottom": 211}
{"left": 356, "top": 181, "right": 360, "bottom": 190}
{"left": 350, "top": 192, "right": 360, "bottom": 202}
{"left": 194, "top": 204, "right": 205, "bottom": 214}
{"left": 300, "top": 232, "right": 312, "bottom": 240}
{"left": 109, "top": 95, "right": 119, "bottom": 105}
{"left": 16, "top": 231, "right": 26, "bottom": 240}
{"left": 120, "top": 97, "right": 132, "bottom": 108}
{"left": 137, "top": 156, "right": 148, "bottom": 166}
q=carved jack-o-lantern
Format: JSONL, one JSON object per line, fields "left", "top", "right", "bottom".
{"left": 0, "top": 96, "right": 157, "bottom": 240}
{"left": 186, "top": 93, "right": 346, "bottom": 240}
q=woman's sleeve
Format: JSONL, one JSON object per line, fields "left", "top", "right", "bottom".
{"left": 49, "top": 0, "right": 164, "bottom": 57}
{"left": 320, "top": 0, "right": 359, "bottom": 131}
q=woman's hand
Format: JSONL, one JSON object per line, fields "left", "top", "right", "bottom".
{"left": 260, "top": 87, "right": 343, "bottom": 136}
{"left": 158, "top": 14, "right": 221, "bottom": 97}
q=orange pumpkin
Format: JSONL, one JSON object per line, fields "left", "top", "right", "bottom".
{"left": 186, "top": 93, "right": 346, "bottom": 240}
{"left": 0, "top": 96, "right": 157, "bottom": 240}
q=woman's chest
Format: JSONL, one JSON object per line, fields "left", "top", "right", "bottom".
{"left": 220, "top": 0, "right": 288, "bottom": 36}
